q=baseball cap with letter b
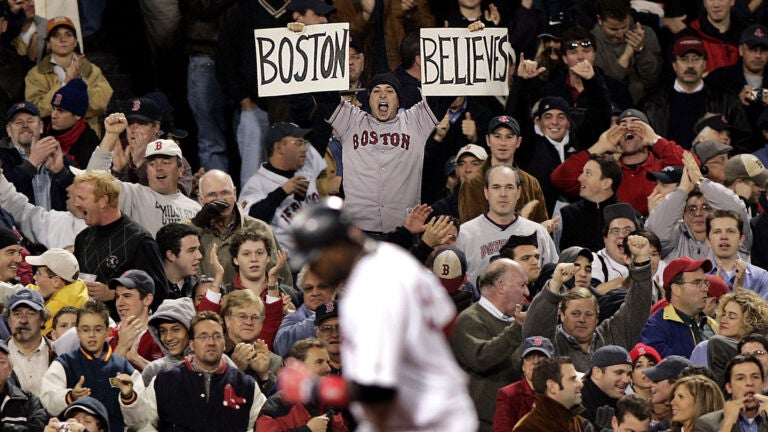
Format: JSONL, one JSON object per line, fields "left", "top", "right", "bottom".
{"left": 725, "top": 154, "right": 768, "bottom": 186}
{"left": 145, "top": 139, "right": 182, "bottom": 159}
{"left": 432, "top": 247, "right": 467, "bottom": 294}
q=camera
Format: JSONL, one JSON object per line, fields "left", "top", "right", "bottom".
{"left": 750, "top": 88, "right": 767, "bottom": 101}
{"left": 54, "top": 422, "right": 71, "bottom": 432}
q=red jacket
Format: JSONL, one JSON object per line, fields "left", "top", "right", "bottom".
{"left": 550, "top": 138, "right": 690, "bottom": 215}
{"left": 494, "top": 378, "right": 534, "bottom": 432}
{"left": 196, "top": 274, "right": 284, "bottom": 351}
{"left": 690, "top": 18, "right": 739, "bottom": 72}
{"left": 256, "top": 392, "right": 349, "bottom": 432}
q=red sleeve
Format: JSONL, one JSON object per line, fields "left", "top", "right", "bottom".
{"left": 108, "top": 326, "right": 119, "bottom": 350}
{"left": 651, "top": 138, "right": 697, "bottom": 166}
{"left": 550, "top": 150, "right": 591, "bottom": 198}
{"left": 260, "top": 300, "right": 283, "bottom": 351}
{"left": 493, "top": 387, "right": 516, "bottom": 432}
{"left": 197, "top": 295, "right": 222, "bottom": 313}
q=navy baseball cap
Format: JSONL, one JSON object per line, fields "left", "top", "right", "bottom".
{"left": 266, "top": 122, "right": 312, "bottom": 146}
{"left": 522, "top": 336, "right": 555, "bottom": 358}
{"left": 6, "top": 101, "right": 40, "bottom": 122}
{"left": 315, "top": 301, "right": 338, "bottom": 325}
{"left": 109, "top": 269, "right": 155, "bottom": 295}
{"left": 488, "top": 115, "right": 520, "bottom": 135}
{"left": 586, "top": 345, "right": 632, "bottom": 377}
{"left": 8, "top": 289, "right": 45, "bottom": 311}
{"left": 61, "top": 397, "right": 111, "bottom": 432}
{"left": 535, "top": 96, "right": 569, "bottom": 117}
{"left": 642, "top": 355, "right": 693, "bottom": 382}
{"left": 287, "top": 0, "right": 336, "bottom": 15}
{"left": 125, "top": 97, "right": 161, "bottom": 123}
{"left": 646, "top": 166, "right": 683, "bottom": 184}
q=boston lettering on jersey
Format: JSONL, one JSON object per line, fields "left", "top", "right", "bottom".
{"left": 480, "top": 239, "right": 507, "bottom": 259}
{"left": 154, "top": 202, "right": 198, "bottom": 225}
{"left": 352, "top": 131, "right": 411, "bottom": 150}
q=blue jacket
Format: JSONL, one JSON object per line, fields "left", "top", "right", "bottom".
{"left": 640, "top": 305, "right": 718, "bottom": 359}
{"left": 273, "top": 304, "right": 315, "bottom": 357}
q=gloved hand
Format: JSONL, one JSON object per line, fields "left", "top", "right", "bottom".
{"left": 594, "top": 405, "right": 615, "bottom": 431}
{"left": 191, "top": 200, "right": 229, "bottom": 227}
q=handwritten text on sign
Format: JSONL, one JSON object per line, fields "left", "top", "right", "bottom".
{"left": 420, "top": 27, "right": 511, "bottom": 96}
{"left": 254, "top": 23, "right": 350, "bottom": 97}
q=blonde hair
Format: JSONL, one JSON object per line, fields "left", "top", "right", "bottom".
{"left": 73, "top": 171, "right": 120, "bottom": 207}
{"left": 716, "top": 289, "right": 768, "bottom": 340}
{"left": 669, "top": 375, "right": 724, "bottom": 430}
{"left": 221, "top": 289, "right": 265, "bottom": 318}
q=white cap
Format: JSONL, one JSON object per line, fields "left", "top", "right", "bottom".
{"left": 25, "top": 248, "right": 79, "bottom": 282}
{"left": 145, "top": 139, "right": 182, "bottom": 158}
{"left": 456, "top": 144, "right": 488, "bottom": 161}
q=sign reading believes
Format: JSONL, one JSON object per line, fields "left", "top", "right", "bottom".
{"left": 420, "top": 27, "right": 512, "bottom": 96}
{"left": 254, "top": 23, "right": 350, "bottom": 97}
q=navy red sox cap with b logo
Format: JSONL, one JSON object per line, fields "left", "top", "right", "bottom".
{"left": 521, "top": 336, "right": 555, "bottom": 358}
{"left": 125, "top": 97, "right": 162, "bottom": 123}
{"left": 488, "top": 115, "right": 520, "bottom": 135}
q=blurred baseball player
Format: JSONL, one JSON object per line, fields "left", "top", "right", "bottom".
{"left": 282, "top": 197, "right": 478, "bottom": 431}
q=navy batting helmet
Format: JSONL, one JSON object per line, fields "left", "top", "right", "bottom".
{"left": 290, "top": 197, "right": 353, "bottom": 269}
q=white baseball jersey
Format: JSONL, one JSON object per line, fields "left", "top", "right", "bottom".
{"left": 87, "top": 148, "right": 201, "bottom": 237}
{"left": 239, "top": 144, "right": 327, "bottom": 255}
{"left": 328, "top": 99, "right": 439, "bottom": 233}
{"left": 342, "top": 242, "right": 477, "bottom": 431}
{"left": 457, "top": 214, "right": 558, "bottom": 286}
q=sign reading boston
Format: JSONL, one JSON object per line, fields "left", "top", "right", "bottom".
{"left": 420, "top": 27, "right": 511, "bottom": 96}
{"left": 254, "top": 23, "right": 350, "bottom": 97}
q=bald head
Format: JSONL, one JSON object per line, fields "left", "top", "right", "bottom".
{"left": 478, "top": 258, "right": 529, "bottom": 314}
{"left": 197, "top": 169, "right": 237, "bottom": 221}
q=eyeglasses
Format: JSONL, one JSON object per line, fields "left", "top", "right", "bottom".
{"left": 231, "top": 314, "right": 264, "bottom": 323}
{"left": 679, "top": 279, "right": 710, "bottom": 288}
{"left": 745, "top": 350, "right": 768, "bottom": 357}
{"left": 608, "top": 227, "right": 633, "bottom": 237}
{"left": 202, "top": 190, "right": 234, "bottom": 200}
{"left": 11, "top": 310, "right": 39, "bottom": 320}
{"left": 350, "top": 54, "right": 363, "bottom": 61}
{"left": 302, "top": 284, "right": 332, "bottom": 293}
{"left": 565, "top": 40, "right": 593, "bottom": 51}
{"left": 318, "top": 324, "right": 341, "bottom": 336}
{"left": 686, "top": 204, "right": 712, "bottom": 215}
{"left": 194, "top": 333, "right": 225, "bottom": 343}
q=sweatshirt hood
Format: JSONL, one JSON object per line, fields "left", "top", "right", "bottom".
{"left": 147, "top": 297, "right": 195, "bottom": 358}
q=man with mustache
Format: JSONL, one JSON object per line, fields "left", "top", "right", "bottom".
{"left": 6, "top": 288, "right": 55, "bottom": 396}
{"left": 642, "top": 35, "right": 750, "bottom": 152}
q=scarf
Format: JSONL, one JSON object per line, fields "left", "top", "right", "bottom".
{"left": 48, "top": 118, "right": 86, "bottom": 162}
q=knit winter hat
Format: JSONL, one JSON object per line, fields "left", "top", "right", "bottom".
{"left": 51, "top": 78, "right": 89, "bottom": 117}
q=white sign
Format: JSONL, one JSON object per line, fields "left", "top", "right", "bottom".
{"left": 37, "top": 0, "right": 84, "bottom": 53}
{"left": 254, "top": 23, "right": 350, "bottom": 97}
{"left": 420, "top": 27, "right": 511, "bottom": 96}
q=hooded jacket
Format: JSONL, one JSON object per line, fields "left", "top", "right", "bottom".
{"left": 142, "top": 297, "right": 196, "bottom": 386}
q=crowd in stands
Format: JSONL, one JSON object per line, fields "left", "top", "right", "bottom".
{"left": 3, "top": 0, "right": 768, "bottom": 430}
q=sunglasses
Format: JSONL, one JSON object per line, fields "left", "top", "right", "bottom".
{"left": 565, "top": 40, "right": 593, "bottom": 51}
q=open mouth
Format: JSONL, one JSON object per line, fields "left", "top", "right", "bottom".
{"left": 378, "top": 102, "right": 389, "bottom": 114}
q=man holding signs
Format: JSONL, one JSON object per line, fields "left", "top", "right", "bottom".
{"left": 304, "top": 21, "right": 490, "bottom": 235}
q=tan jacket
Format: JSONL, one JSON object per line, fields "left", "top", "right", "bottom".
{"left": 25, "top": 54, "right": 113, "bottom": 136}
{"left": 458, "top": 159, "right": 549, "bottom": 224}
